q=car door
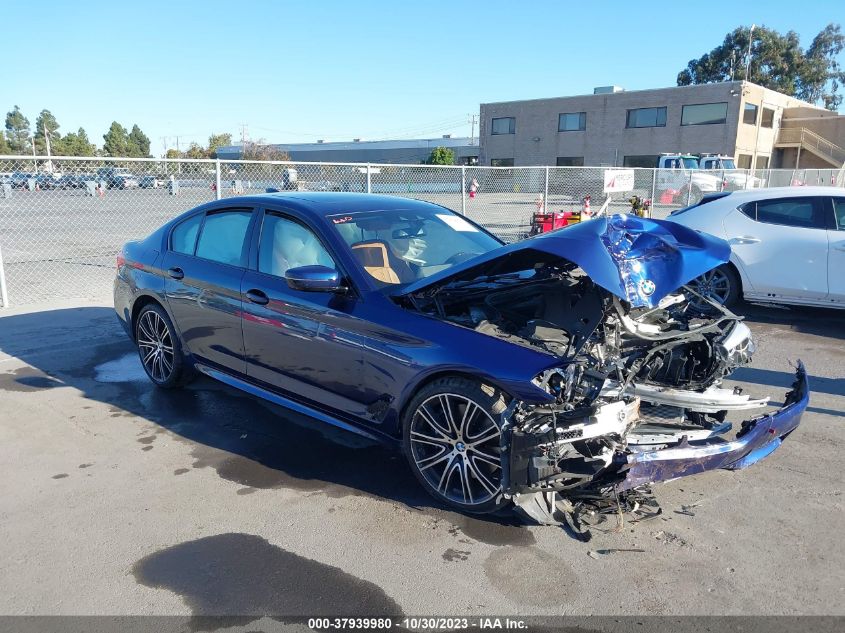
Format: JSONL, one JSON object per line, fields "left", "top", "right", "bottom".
{"left": 162, "top": 208, "right": 255, "bottom": 374}
{"left": 239, "top": 209, "right": 370, "bottom": 418}
{"left": 721, "top": 195, "right": 829, "bottom": 299}
{"left": 828, "top": 197, "right": 845, "bottom": 302}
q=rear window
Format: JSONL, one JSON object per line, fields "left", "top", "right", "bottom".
{"left": 670, "top": 192, "right": 731, "bottom": 216}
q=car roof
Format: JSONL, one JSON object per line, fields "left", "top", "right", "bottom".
{"left": 221, "top": 192, "right": 452, "bottom": 218}
{"left": 720, "top": 186, "right": 845, "bottom": 200}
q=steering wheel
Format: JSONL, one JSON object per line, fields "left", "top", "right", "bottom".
{"left": 444, "top": 251, "right": 479, "bottom": 265}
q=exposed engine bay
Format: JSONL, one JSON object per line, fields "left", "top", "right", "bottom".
{"left": 401, "top": 260, "right": 793, "bottom": 532}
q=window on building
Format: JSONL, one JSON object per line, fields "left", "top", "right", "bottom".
{"left": 761, "top": 108, "right": 775, "bottom": 128}
{"left": 681, "top": 102, "right": 728, "bottom": 126}
{"left": 741, "top": 197, "right": 824, "bottom": 229}
{"left": 556, "top": 156, "right": 584, "bottom": 166}
{"left": 490, "top": 158, "right": 514, "bottom": 167}
{"left": 491, "top": 117, "right": 515, "bottom": 135}
{"left": 743, "top": 103, "right": 758, "bottom": 125}
{"left": 623, "top": 155, "right": 659, "bottom": 168}
{"left": 558, "top": 112, "right": 586, "bottom": 132}
{"left": 755, "top": 155, "right": 770, "bottom": 170}
{"left": 737, "top": 154, "right": 753, "bottom": 169}
{"left": 626, "top": 107, "right": 667, "bottom": 128}
{"left": 195, "top": 210, "right": 252, "bottom": 266}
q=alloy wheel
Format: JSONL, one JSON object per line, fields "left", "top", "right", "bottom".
{"left": 409, "top": 393, "right": 502, "bottom": 506}
{"left": 136, "top": 310, "right": 175, "bottom": 383}
{"left": 690, "top": 268, "right": 731, "bottom": 306}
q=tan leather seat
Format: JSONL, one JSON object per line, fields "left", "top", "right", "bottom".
{"left": 351, "top": 240, "right": 416, "bottom": 284}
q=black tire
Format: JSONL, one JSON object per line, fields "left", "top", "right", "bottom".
{"left": 690, "top": 264, "right": 741, "bottom": 309}
{"left": 679, "top": 184, "right": 702, "bottom": 205}
{"left": 402, "top": 376, "right": 509, "bottom": 514}
{"left": 134, "top": 303, "right": 188, "bottom": 388}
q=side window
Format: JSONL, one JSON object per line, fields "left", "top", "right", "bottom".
{"left": 258, "top": 213, "right": 335, "bottom": 277}
{"left": 170, "top": 214, "right": 202, "bottom": 255}
{"left": 833, "top": 198, "right": 845, "bottom": 230}
{"left": 195, "top": 210, "right": 252, "bottom": 266}
{"left": 748, "top": 197, "right": 824, "bottom": 229}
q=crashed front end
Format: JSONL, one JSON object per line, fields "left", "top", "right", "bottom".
{"left": 398, "top": 215, "right": 809, "bottom": 523}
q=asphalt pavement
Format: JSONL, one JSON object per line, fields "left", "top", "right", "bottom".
{"left": 0, "top": 299, "right": 843, "bottom": 620}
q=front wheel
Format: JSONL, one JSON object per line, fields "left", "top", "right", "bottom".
{"left": 403, "top": 377, "right": 508, "bottom": 513}
{"left": 689, "top": 264, "right": 740, "bottom": 309}
{"left": 135, "top": 303, "right": 188, "bottom": 388}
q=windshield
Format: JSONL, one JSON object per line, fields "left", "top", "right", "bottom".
{"left": 681, "top": 157, "right": 699, "bottom": 169}
{"left": 329, "top": 208, "right": 502, "bottom": 288}
{"left": 719, "top": 159, "right": 737, "bottom": 169}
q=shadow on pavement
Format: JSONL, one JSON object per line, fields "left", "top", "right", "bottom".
{"left": 0, "top": 306, "right": 534, "bottom": 547}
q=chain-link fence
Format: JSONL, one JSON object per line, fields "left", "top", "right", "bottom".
{"left": 0, "top": 155, "right": 842, "bottom": 307}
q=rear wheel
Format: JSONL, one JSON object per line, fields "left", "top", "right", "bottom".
{"left": 678, "top": 184, "right": 702, "bottom": 205}
{"left": 135, "top": 303, "right": 187, "bottom": 388}
{"left": 689, "top": 264, "right": 740, "bottom": 309}
{"left": 403, "top": 377, "right": 508, "bottom": 513}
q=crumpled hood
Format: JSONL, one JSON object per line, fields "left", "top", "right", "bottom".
{"left": 394, "top": 215, "right": 731, "bottom": 308}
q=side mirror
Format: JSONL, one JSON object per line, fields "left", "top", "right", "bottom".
{"left": 285, "top": 265, "right": 345, "bottom": 292}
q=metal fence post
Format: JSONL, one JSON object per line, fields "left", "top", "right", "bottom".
{"left": 461, "top": 166, "right": 467, "bottom": 215}
{"left": 650, "top": 169, "right": 657, "bottom": 207}
{"left": 366, "top": 163, "right": 372, "bottom": 194}
{"left": 686, "top": 170, "right": 693, "bottom": 206}
{"left": 543, "top": 166, "right": 549, "bottom": 212}
{"left": 0, "top": 241, "right": 8, "bottom": 308}
{"left": 215, "top": 160, "right": 222, "bottom": 200}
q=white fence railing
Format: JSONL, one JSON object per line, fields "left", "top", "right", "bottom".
{"left": 0, "top": 155, "right": 843, "bottom": 307}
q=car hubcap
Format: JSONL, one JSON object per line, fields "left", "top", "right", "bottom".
{"left": 137, "top": 311, "right": 174, "bottom": 382}
{"left": 691, "top": 269, "right": 731, "bottom": 305}
{"left": 410, "top": 394, "right": 502, "bottom": 506}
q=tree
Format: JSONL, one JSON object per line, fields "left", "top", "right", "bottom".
{"left": 184, "top": 142, "right": 206, "bottom": 159}
{"left": 56, "top": 127, "right": 96, "bottom": 157}
{"left": 165, "top": 148, "right": 182, "bottom": 159}
{"left": 102, "top": 121, "right": 129, "bottom": 156}
{"left": 677, "top": 23, "right": 845, "bottom": 110}
{"left": 426, "top": 146, "right": 455, "bottom": 165}
{"left": 242, "top": 140, "right": 291, "bottom": 161}
{"left": 5, "top": 105, "right": 31, "bottom": 154}
{"left": 0, "top": 131, "right": 9, "bottom": 155}
{"left": 34, "top": 109, "right": 61, "bottom": 155}
{"left": 127, "top": 124, "right": 151, "bottom": 157}
{"left": 207, "top": 132, "right": 233, "bottom": 158}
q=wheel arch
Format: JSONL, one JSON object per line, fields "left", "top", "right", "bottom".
{"left": 723, "top": 259, "right": 745, "bottom": 297}
{"left": 395, "top": 369, "right": 514, "bottom": 438}
{"left": 130, "top": 294, "right": 167, "bottom": 342}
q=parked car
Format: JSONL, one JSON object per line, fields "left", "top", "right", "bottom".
{"left": 33, "top": 172, "right": 61, "bottom": 189}
{"left": 139, "top": 175, "right": 164, "bottom": 189}
{"left": 96, "top": 167, "right": 139, "bottom": 189}
{"left": 699, "top": 155, "right": 764, "bottom": 190}
{"left": 114, "top": 193, "right": 807, "bottom": 524}
{"left": 57, "top": 174, "right": 89, "bottom": 189}
{"left": 669, "top": 186, "right": 845, "bottom": 309}
{"left": 9, "top": 171, "right": 33, "bottom": 188}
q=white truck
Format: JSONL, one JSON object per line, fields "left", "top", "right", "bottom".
{"left": 699, "top": 154, "right": 763, "bottom": 190}
{"left": 656, "top": 154, "right": 724, "bottom": 203}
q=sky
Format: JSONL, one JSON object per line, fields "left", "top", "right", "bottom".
{"left": 5, "top": 0, "right": 844, "bottom": 156}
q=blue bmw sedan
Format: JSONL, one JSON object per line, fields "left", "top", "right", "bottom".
{"left": 115, "top": 193, "right": 807, "bottom": 523}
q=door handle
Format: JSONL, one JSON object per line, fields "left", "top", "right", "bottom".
{"left": 834, "top": 243, "right": 845, "bottom": 252}
{"left": 729, "top": 236, "right": 760, "bottom": 245}
{"left": 244, "top": 289, "right": 269, "bottom": 305}
{"left": 167, "top": 267, "right": 184, "bottom": 280}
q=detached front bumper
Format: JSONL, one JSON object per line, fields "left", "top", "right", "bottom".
{"left": 617, "top": 362, "right": 809, "bottom": 491}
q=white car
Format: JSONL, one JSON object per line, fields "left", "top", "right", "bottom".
{"left": 667, "top": 186, "right": 845, "bottom": 309}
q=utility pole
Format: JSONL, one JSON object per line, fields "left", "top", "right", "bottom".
{"left": 744, "top": 24, "right": 756, "bottom": 83}
{"left": 44, "top": 125, "right": 53, "bottom": 173}
{"left": 468, "top": 114, "right": 478, "bottom": 145}
{"left": 239, "top": 123, "right": 249, "bottom": 158}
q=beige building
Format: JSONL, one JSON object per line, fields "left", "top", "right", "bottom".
{"left": 479, "top": 81, "right": 845, "bottom": 170}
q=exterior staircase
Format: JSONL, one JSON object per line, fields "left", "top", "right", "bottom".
{"left": 775, "top": 127, "right": 845, "bottom": 168}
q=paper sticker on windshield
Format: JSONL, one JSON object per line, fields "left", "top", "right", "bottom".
{"left": 436, "top": 214, "right": 478, "bottom": 232}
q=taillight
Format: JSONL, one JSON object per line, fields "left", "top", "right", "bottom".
{"left": 116, "top": 254, "right": 125, "bottom": 270}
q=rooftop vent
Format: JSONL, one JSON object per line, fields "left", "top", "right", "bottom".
{"left": 594, "top": 85, "right": 625, "bottom": 94}
{"left": 442, "top": 134, "right": 452, "bottom": 138}
{"left": 353, "top": 138, "right": 362, "bottom": 142}
{"left": 317, "top": 139, "right": 324, "bottom": 143}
